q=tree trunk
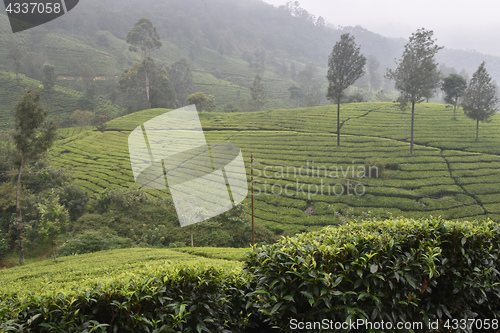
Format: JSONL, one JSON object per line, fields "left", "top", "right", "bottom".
{"left": 410, "top": 101, "right": 415, "bottom": 155}
{"left": 453, "top": 100, "right": 457, "bottom": 119}
{"left": 476, "top": 119, "right": 479, "bottom": 141}
{"left": 16, "top": 156, "right": 24, "bottom": 265}
{"left": 145, "top": 71, "right": 151, "bottom": 109}
{"left": 337, "top": 101, "right": 341, "bottom": 147}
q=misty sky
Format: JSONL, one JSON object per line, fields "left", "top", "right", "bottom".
{"left": 262, "top": 0, "right": 500, "bottom": 56}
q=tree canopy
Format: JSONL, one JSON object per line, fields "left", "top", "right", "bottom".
{"left": 126, "top": 17, "right": 162, "bottom": 60}
{"left": 462, "top": 62, "right": 499, "bottom": 141}
{"left": 12, "top": 86, "right": 58, "bottom": 264}
{"left": 442, "top": 74, "right": 467, "bottom": 118}
{"left": 386, "top": 28, "right": 442, "bottom": 154}
{"left": 326, "top": 33, "right": 366, "bottom": 146}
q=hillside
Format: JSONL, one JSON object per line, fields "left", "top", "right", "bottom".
{"left": 2, "top": 0, "right": 500, "bottom": 129}
{"left": 0, "top": 71, "right": 123, "bottom": 130}
{"left": 48, "top": 102, "right": 500, "bottom": 236}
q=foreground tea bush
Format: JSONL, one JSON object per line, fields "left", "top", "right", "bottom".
{"left": 0, "top": 264, "right": 260, "bottom": 332}
{"left": 244, "top": 218, "right": 500, "bottom": 332}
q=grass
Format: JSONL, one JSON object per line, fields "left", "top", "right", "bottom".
{"left": 45, "top": 102, "right": 500, "bottom": 235}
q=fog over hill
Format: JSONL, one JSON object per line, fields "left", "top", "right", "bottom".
{"left": 1, "top": 0, "right": 500, "bottom": 98}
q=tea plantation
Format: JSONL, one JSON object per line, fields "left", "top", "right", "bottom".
{"left": 49, "top": 102, "right": 500, "bottom": 235}
{"left": 1, "top": 218, "right": 499, "bottom": 332}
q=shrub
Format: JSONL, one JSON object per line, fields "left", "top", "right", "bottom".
{"left": 0, "top": 264, "right": 259, "bottom": 332}
{"left": 244, "top": 218, "right": 500, "bottom": 332}
{"left": 364, "top": 159, "right": 386, "bottom": 178}
{"left": 58, "top": 228, "right": 134, "bottom": 256}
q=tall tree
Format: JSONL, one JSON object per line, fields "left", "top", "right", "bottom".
{"left": 12, "top": 86, "right": 58, "bottom": 264}
{"left": 42, "top": 62, "right": 57, "bottom": 98}
{"left": 366, "top": 55, "right": 382, "bottom": 91}
{"left": 462, "top": 62, "right": 499, "bottom": 141}
{"left": 442, "top": 74, "right": 467, "bottom": 119}
{"left": 168, "top": 58, "right": 194, "bottom": 103}
{"left": 326, "top": 33, "right": 366, "bottom": 146}
{"left": 126, "top": 17, "right": 162, "bottom": 109}
{"left": 7, "top": 39, "right": 24, "bottom": 86}
{"left": 297, "top": 63, "right": 322, "bottom": 107}
{"left": 119, "top": 59, "right": 177, "bottom": 113}
{"left": 249, "top": 75, "right": 267, "bottom": 111}
{"left": 386, "top": 28, "right": 442, "bottom": 154}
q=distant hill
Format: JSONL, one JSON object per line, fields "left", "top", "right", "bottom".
{"left": 2, "top": 0, "right": 500, "bottom": 128}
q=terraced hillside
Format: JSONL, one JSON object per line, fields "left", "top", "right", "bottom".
{"left": 0, "top": 71, "right": 123, "bottom": 130}
{"left": 49, "top": 102, "right": 500, "bottom": 234}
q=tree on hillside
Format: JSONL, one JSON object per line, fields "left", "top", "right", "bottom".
{"left": 72, "top": 110, "right": 95, "bottom": 134}
{"left": 119, "top": 59, "right": 177, "bottom": 114}
{"left": 187, "top": 92, "right": 215, "bottom": 112}
{"left": 326, "top": 33, "right": 366, "bottom": 147}
{"left": 12, "top": 86, "right": 58, "bottom": 264}
{"left": 462, "top": 62, "right": 499, "bottom": 141}
{"left": 386, "top": 28, "right": 442, "bottom": 154}
{"left": 7, "top": 39, "right": 24, "bottom": 86}
{"left": 42, "top": 62, "right": 57, "bottom": 98}
{"left": 297, "top": 63, "right": 322, "bottom": 107}
{"left": 249, "top": 75, "right": 267, "bottom": 111}
{"left": 168, "top": 58, "right": 194, "bottom": 104}
{"left": 366, "top": 55, "right": 382, "bottom": 91}
{"left": 442, "top": 74, "right": 467, "bottom": 119}
{"left": 127, "top": 17, "right": 162, "bottom": 109}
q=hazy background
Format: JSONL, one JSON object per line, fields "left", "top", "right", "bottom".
{"left": 262, "top": 0, "right": 500, "bottom": 56}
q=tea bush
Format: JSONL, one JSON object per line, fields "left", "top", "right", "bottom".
{"left": 244, "top": 218, "right": 500, "bottom": 332}
{"left": 0, "top": 264, "right": 258, "bottom": 332}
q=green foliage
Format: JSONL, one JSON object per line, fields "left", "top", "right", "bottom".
{"left": 168, "top": 58, "right": 194, "bottom": 103}
{"left": 57, "top": 228, "right": 133, "bottom": 256}
{"left": 2, "top": 219, "right": 500, "bottom": 332}
{"left": 244, "top": 218, "right": 500, "bottom": 331}
{"left": 126, "top": 17, "right": 162, "bottom": 60}
{"left": 12, "top": 86, "right": 58, "bottom": 163}
{"left": 41, "top": 62, "right": 57, "bottom": 94}
{"left": 248, "top": 74, "right": 267, "bottom": 111}
{"left": 327, "top": 33, "right": 366, "bottom": 147}
{"left": 386, "top": 28, "right": 442, "bottom": 154}
{"left": 462, "top": 62, "right": 499, "bottom": 140}
{"left": 441, "top": 74, "right": 467, "bottom": 117}
{"left": 386, "top": 29, "right": 442, "bottom": 105}
{"left": 119, "top": 59, "right": 177, "bottom": 113}
{"left": 43, "top": 103, "right": 500, "bottom": 233}
{"left": 326, "top": 33, "right": 366, "bottom": 104}
{"left": 12, "top": 86, "right": 59, "bottom": 264}
{"left": 186, "top": 91, "right": 215, "bottom": 112}
{"left": 0, "top": 71, "right": 123, "bottom": 130}
{"left": 0, "top": 249, "right": 252, "bottom": 332}
{"left": 95, "top": 114, "right": 107, "bottom": 134}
